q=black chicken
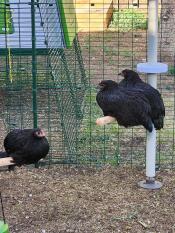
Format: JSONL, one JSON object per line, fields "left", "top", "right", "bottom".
{"left": 96, "top": 80, "right": 153, "bottom": 132}
{"left": 0, "top": 128, "right": 49, "bottom": 166}
{"left": 118, "top": 69, "right": 165, "bottom": 130}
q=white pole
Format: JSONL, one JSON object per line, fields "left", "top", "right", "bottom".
{"left": 146, "top": 0, "right": 158, "bottom": 180}
{"left": 137, "top": 0, "right": 168, "bottom": 189}
{"left": 146, "top": 125, "right": 156, "bottom": 179}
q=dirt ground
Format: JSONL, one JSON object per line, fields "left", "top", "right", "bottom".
{"left": 0, "top": 166, "right": 175, "bottom": 233}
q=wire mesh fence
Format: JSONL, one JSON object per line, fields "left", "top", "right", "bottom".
{"left": 0, "top": 0, "right": 174, "bottom": 168}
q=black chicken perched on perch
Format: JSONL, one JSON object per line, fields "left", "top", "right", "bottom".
{"left": 0, "top": 128, "right": 49, "bottom": 167}
{"left": 118, "top": 69, "right": 165, "bottom": 130}
{"left": 96, "top": 80, "right": 153, "bottom": 132}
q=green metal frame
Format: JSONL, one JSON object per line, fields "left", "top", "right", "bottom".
{"left": 0, "top": 48, "right": 48, "bottom": 56}
{"left": 0, "top": 1, "right": 87, "bottom": 165}
{"left": 31, "top": 0, "right": 38, "bottom": 129}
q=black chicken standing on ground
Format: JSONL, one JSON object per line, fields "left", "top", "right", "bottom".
{"left": 0, "top": 128, "right": 49, "bottom": 167}
{"left": 96, "top": 80, "right": 153, "bottom": 132}
{"left": 118, "top": 69, "right": 165, "bottom": 130}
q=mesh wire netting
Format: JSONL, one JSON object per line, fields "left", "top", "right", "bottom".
{"left": 0, "top": 0, "right": 174, "bottom": 168}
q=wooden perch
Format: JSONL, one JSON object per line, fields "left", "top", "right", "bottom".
{"left": 96, "top": 116, "right": 116, "bottom": 126}
{"left": 0, "top": 157, "right": 15, "bottom": 167}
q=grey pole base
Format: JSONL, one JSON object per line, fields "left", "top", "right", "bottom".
{"left": 138, "top": 178, "right": 162, "bottom": 190}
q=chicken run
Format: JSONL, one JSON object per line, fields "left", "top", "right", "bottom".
{"left": 0, "top": 0, "right": 175, "bottom": 232}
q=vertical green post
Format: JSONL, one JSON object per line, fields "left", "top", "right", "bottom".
{"left": 31, "top": 0, "right": 39, "bottom": 168}
{"left": 31, "top": 0, "right": 38, "bottom": 128}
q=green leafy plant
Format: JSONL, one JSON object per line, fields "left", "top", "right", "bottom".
{"left": 110, "top": 9, "right": 147, "bottom": 31}
{"left": 168, "top": 65, "right": 175, "bottom": 75}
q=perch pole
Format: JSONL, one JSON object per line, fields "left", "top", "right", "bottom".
{"left": 137, "top": 0, "right": 167, "bottom": 189}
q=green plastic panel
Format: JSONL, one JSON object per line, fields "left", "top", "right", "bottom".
{"left": 0, "top": 221, "right": 9, "bottom": 233}
{"left": 0, "top": 0, "right": 14, "bottom": 34}
{"left": 57, "top": 0, "right": 77, "bottom": 47}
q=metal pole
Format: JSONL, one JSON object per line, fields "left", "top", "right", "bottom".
{"left": 31, "top": 0, "right": 38, "bottom": 129}
{"left": 138, "top": 0, "right": 162, "bottom": 189}
{"left": 146, "top": 0, "right": 158, "bottom": 180}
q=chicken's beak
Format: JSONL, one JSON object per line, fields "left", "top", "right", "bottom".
{"left": 37, "top": 130, "right": 46, "bottom": 138}
{"left": 40, "top": 130, "right": 46, "bottom": 137}
{"left": 118, "top": 72, "right": 123, "bottom": 76}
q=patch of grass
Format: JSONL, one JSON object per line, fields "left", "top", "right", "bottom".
{"left": 109, "top": 9, "right": 147, "bottom": 32}
{"left": 103, "top": 48, "right": 134, "bottom": 57}
{"left": 168, "top": 65, "right": 175, "bottom": 75}
{"left": 76, "top": 86, "right": 175, "bottom": 166}
{"left": 104, "top": 46, "right": 119, "bottom": 56}
{"left": 119, "top": 50, "right": 134, "bottom": 57}
{"left": 77, "top": 87, "right": 120, "bottom": 165}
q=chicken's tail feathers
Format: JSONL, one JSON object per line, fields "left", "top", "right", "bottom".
{"left": 153, "top": 116, "right": 164, "bottom": 130}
